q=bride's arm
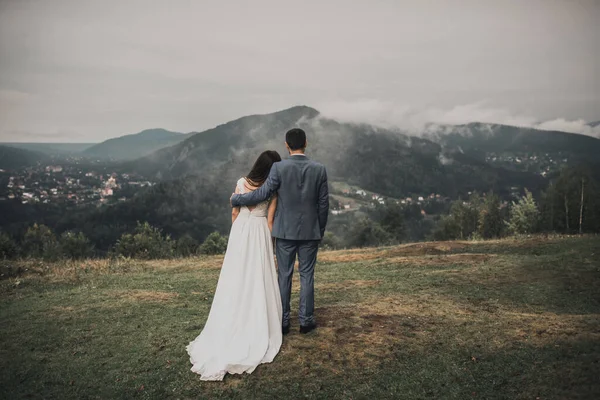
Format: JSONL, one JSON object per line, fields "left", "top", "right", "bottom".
{"left": 267, "top": 194, "right": 278, "bottom": 232}
{"left": 232, "top": 186, "right": 241, "bottom": 223}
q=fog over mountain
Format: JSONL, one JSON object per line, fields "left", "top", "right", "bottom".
{"left": 317, "top": 101, "right": 600, "bottom": 138}
{"left": 116, "top": 105, "right": 600, "bottom": 200}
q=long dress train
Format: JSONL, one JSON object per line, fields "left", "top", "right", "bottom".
{"left": 186, "top": 178, "right": 282, "bottom": 381}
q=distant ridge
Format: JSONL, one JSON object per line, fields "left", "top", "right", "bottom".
{"left": 0, "top": 145, "right": 49, "bottom": 169}
{"left": 83, "top": 128, "right": 192, "bottom": 160}
{"left": 1, "top": 142, "right": 95, "bottom": 155}
{"left": 423, "top": 122, "right": 600, "bottom": 158}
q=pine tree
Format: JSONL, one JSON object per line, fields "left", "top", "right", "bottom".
{"left": 478, "top": 192, "right": 503, "bottom": 239}
{"left": 506, "top": 189, "right": 540, "bottom": 235}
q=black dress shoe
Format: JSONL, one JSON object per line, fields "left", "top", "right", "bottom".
{"left": 299, "top": 323, "right": 317, "bottom": 334}
{"left": 282, "top": 325, "right": 290, "bottom": 335}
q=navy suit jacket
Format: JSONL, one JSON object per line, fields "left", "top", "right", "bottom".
{"left": 231, "top": 154, "right": 329, "bottom": 240}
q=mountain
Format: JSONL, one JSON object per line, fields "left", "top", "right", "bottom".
{"left": 0, "top": 145, "right": 49, "bottom": 169}
{"left": 125, "top": 106, "right": 320, "bottom": 178}
{"left": 423, "top": 122, "right": 600, "bottom": 158}
{"left": 588, "top": 121, "right": 600, "bottom": 128}
{"left": 125, "top": 106, "right": 543, "bottom": 199}
{"left": 14, "top": 105, "right": 600, "bottom": 249}
{"left": 56, "top": 106, "right": 547, "bottom": 248}
{"left": 1, "top": 142, "right": 95, "bottom": 155}
{"left": 83, "top": 128, "right": 192, "bottom": 160}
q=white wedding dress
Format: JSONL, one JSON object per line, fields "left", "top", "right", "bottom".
{"left": 186, "top": 178, "right": 283, "bottom": 381}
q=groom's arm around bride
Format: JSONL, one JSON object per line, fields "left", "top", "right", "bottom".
{"left": 230, "top": 133, "right": 329, "bottom": 241}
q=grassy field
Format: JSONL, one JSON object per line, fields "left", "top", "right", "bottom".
{"left": 1, "top": 236, "right": 599, "bottom": 399}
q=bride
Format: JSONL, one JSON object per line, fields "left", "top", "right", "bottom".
{"left": 186, "top": 150, "right": 283, "bottom": 381}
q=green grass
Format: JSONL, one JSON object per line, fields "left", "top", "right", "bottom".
{"left": 1, "top": 236, "right": 599, "bottom": 399}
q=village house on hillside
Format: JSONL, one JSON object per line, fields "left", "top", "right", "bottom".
{"left": 2, "top": 162, "right": 158, "bottom": 207}
{"left": 46, "top": 165, "right": 63, "bottom": 173}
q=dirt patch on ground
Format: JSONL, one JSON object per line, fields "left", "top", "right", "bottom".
{"left": 318, "top": 241, "right": 472, "bottom": 264}
{"left": 500, "top": 310, "right": 600, "bottom": 345}
{"left": 389, "top": 242, "right": 470, "bottom": 256}
{"left": 379, "top": 253, "right": 495, "bottom": 267}
{"left": 278, "top": 293, "right": 600, "bottom": 376}
{"left": 480, "top": 235, "right": 565, "bottom": 248}
{"left": 317, "top": 248, "right": 385, "bottom": 264}
{"left": 316, "top": 236, "right": 577, "bottom": 265}
{"left": 450, "top": 260, "right": 581, "bottom": 287}
{"left": 149, "top": 256, "right": 225, "bottom": 272}
{"left": 291, "top": 279, "right": 381, "bottom": 293}
{"left": 280, "top": 298, "right": 440, "bottom": 371}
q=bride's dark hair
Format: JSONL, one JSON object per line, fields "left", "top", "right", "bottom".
{"left": 245, "top": 150, "right": 282, "bottom": 187}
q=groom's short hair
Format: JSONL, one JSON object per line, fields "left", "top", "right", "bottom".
{"left": 286, "top": 128, "right": 306, "bottom": 150}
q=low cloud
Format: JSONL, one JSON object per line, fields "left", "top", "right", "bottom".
{"left": 0, "top": 129, "right": 80, "bottom": 143}
{"left": 438, "top": 154, "right": 454, "bottom": 165}
{"left": 317, "top": 100, "right": 600, "bottom": 138}
{"left": 534, "top": 118, "right": 600, "bottom": 137}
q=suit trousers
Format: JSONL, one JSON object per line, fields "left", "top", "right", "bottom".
{"left": 275, "top": 238, "right": 320, "bottom": 327}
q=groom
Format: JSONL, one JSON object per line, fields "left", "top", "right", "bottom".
{"left": 231, "top": 128, "right": 329, "bottom": 334}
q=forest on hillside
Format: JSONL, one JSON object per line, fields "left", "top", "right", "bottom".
{"left": 1, "top": 164, "right": 598, "bottom": 261}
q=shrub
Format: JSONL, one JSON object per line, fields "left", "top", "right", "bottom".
{"left": 114, "top": 233, "right": 137, "bottom": 258}
{"left": 174, "top": 234, "right": 199, "bottom": 257}
{"left": 452, "top": 197, "right": 481, "bottom": 240}
{"left": 506, "top": 189, "right": 540, "bottom": 235}
{"left": 0, "top": 232, "right": 18, "bottom": 259}
{"left": 432, "top": 214, "right": 461, "bottom": 241}
{"left": 371, "top": 202, "right": 405, "bottom": 243}
{"left": 346, "top": 218, "right": 392, "bottom": 248}
{"left": 477, "top": 193, "right": 504, "bottom": 239}
{"left": 320, "top": 232, "right": 341, "bottom": 250}
{"left": 198, "top": 232, "right": 228, "bottom": 255}
{"left": 22, "top": 224, "right": 60, "bottom": 260}
{"left": 114, "top": 222, "right": 174, "bottom": 259}
{"left": 59, "top": 231, "right": 94, "bottom": 259}
{"left": 432, "top": 194, "right": 483, "bottom": 241}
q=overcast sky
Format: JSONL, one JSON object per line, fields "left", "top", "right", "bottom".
{"left": 0, "top": 0, "right": 598, "bottom": 142}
